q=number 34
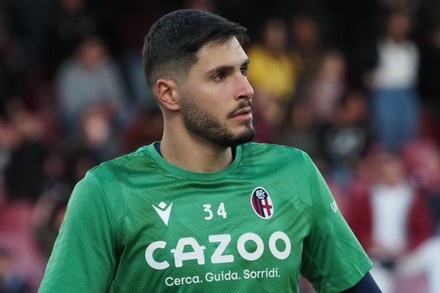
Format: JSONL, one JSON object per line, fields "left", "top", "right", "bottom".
{"left": 203, "top": 203, "right": 227, "bottom": 220}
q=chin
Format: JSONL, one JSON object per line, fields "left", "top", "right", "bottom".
{"left": 230, "top": 129, "right": 256, "bottom": 146}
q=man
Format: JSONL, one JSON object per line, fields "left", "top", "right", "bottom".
{"left": 348, "top": 152, "right": 439, "bottom": 293}
{"left": 39, "top": 9, "right": 380, "bottom": 292}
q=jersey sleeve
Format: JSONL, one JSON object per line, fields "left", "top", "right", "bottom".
{"left": 299, "top": 152, "right": 373, "bottom": 292}
{"left": 39, "top": 171, "right": 123, "bottom": 292}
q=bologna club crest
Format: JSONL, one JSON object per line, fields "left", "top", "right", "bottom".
{"left": 251, "top": 187, "right": 274, "bottom": 219}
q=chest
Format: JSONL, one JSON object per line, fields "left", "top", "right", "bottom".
{"left": 112, "top": 176, "right": 311, "bottom": 291}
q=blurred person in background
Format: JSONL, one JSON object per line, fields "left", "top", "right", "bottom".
{"left": 0, "top": 101, "right": 48, "bottom": 291}
{"left": 276, "top": 99, "right": 320, "bottom": 160}
{"left": 31, "top": 145, "right": 97, "bottom": 260}
{"left": 289, "top": 12, "right": 325, "bottom": 94}
{"left": 247, "top": 17, "right": 299, "bottom": 141}
{"left": 55, "top": 36, "right": 129, "bottom": 161}
{"left": 347, "top": 152, "right": 440, "bottom": 293}
{"left": 0, "top": 101, "right": 48, "bottom": 204}
{"left": 401, "top": 138, "right": 440, "bottom": 234}
{"left": 306, "top": 49, "right": 347, "bottom": 125}
{"left": 285, "top": 11, "right": 338, "bottom": 154}
{"left": 31, "top": 187, "right": 67, "bottom": 259}
{"left": 287, "top": 48, "right": 349, "bottom": 169}
{"left": 318, "top": 88, "right": 373, "bottom": 190}
{"left": 363, "top": 6, "right": 421, "bottom": 153}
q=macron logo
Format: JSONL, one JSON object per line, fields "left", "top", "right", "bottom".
{"left": 330, "top": 200, "right": 338, "bottom": 213}
{"left": 152, "top": 202, "right": 173, "bottom": 226}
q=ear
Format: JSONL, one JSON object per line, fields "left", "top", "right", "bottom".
{"left": 156, "top": 78, "right": 181, "bottom": 111}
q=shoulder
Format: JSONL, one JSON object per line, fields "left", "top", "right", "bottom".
{"left": 242, "top": 142, "right": 312, "bottom": 166}
{"left": 70, "top": 146, "right": 157, "bottom": 216}
{"left": 241, "top": 143, "right": 316, "bottom": 187}
{"left": 88, "top": 145, "right": 157, "bottom": 180}
{"left": 243, "top": 142, "right": 306, "bottom": 155}
{"left": 74, "top": 145, "right": 159, "bottom": 200}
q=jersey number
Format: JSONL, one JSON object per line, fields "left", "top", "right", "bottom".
{"left": 203, "top": 203, "right": 227, "bottom": 220}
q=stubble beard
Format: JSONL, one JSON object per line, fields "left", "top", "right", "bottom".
{"left": 180, "top": 96, "right": 255, "bottom": 147}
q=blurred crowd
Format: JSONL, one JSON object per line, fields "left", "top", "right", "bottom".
{"left": 0, "top": 0, "right": 439, "bottom": 292}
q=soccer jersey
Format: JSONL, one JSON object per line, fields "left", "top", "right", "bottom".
{"left": 39, "top": 142, "right": 372, "bottom": 293}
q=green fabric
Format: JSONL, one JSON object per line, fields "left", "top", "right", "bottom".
{"left": 39, "top": 142, "right": 372, "bottom": 293}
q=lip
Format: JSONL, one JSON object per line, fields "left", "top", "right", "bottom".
{"left": 231, "top": 107, "right": 253, "bottom": 121}
{"left": 233, "top": 107, "right": 252, "bottom": 116}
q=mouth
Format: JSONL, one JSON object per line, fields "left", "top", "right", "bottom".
{"left": 229, "top": 106, "right": 253, "bottom": 122}
{"left": 232, "top": 107, "right": 252, "bottom": 116}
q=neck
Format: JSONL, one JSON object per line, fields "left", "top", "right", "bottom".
{"left": 159, "top": 127, "right": 234, "bottom": 173}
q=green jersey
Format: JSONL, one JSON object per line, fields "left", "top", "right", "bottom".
{"left": 39, "top": 142, "right": 372, "bottom": 293}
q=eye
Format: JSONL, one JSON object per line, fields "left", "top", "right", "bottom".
{"left": 240, "top": 66, "right": 248, "bottom": 76}
{"left": 213, "top": 71, "right": 226, "bottom": 81}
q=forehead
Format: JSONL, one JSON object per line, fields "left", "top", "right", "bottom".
{"left": 194, "top": 37, "right": 248, "bottom": 70}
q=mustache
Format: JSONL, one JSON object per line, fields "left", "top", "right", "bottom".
{"left": 227, "top": 101, "right": 253, "bottom": 118}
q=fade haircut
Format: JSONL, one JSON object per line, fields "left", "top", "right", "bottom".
{"left": 142, "top": 9, "right": 248, "bottom": 98}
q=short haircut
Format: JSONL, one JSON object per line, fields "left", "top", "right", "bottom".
{"left": 142, "top": 9, "right": 248, "bottom": 97}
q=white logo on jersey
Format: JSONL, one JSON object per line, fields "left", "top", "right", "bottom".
{"left": 153, "top": 202, "right": 173, "bottom": 226}
{"left": 330, "top": 200, "right": 338, "bottom": 213}
{"left": 145, "top": 231, "right": 291, "bottom": 270}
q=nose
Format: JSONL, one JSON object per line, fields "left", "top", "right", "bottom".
{"left": 236, "top": 75, "right": 254, "bottom": 101}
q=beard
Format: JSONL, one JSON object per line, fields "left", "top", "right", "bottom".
{"left": 180, "top": 94, "right": 255, "bottom": 147}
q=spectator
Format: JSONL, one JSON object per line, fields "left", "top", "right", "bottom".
{"left": 365, "top": 6, "right": 421, "bottom": 153}
{"left": 55, "top": 36, "right": 129, "bottom": 160}
{"left": 1, "top": 101, "right": 48, "bottom": 203}
{"left": 31, "top": 148, "right": 67, "bottom": 260}
{"left": 318, "top": 88, "right": 373, "bottom": 189}
{"left": 304, "top": 49, "right": 347, "bottom": 125}
{"left": 247, "top": 17, "right": 299, "bottom": 136}
{"left": 347, "top": 152, "right": 439, "bottom": 293}
{"left": 289, "top": 12, "right": 325, "bottom": 90}
{"left": 276, "top": 99, "right": 320, "bottom": 159}
{"left": 401, "top": 138, "right": 440, "bottom": 234}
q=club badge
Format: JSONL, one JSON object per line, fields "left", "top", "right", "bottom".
{"left": 250, "top": 187, "right": 274, "bottom": 219}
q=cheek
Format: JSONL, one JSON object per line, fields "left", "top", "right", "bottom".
{"left": 191, "top": 90, "right": 229, "bottom": 114}
{"left": 183, "top": 80, "right": 233, "bottom": 117}
{"left": 200, "top": 100, "right": 226, "bottom": 119}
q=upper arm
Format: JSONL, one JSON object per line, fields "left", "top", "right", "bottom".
{"left": 299, "top": 153, "right": 373, "bottom": 292}
{"left": 39, "top": 173, "right": 119, "bottom": 292}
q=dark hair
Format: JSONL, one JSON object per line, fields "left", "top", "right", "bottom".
{"left": 142, "top": 9, "right": 248, "bottom": 96}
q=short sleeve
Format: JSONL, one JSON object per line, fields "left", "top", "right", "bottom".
{"left": 299, "top": 153, "right": 372, "bottom": 292}
{"left": 39, "top": 171, "right": 120, "bottom": 292}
